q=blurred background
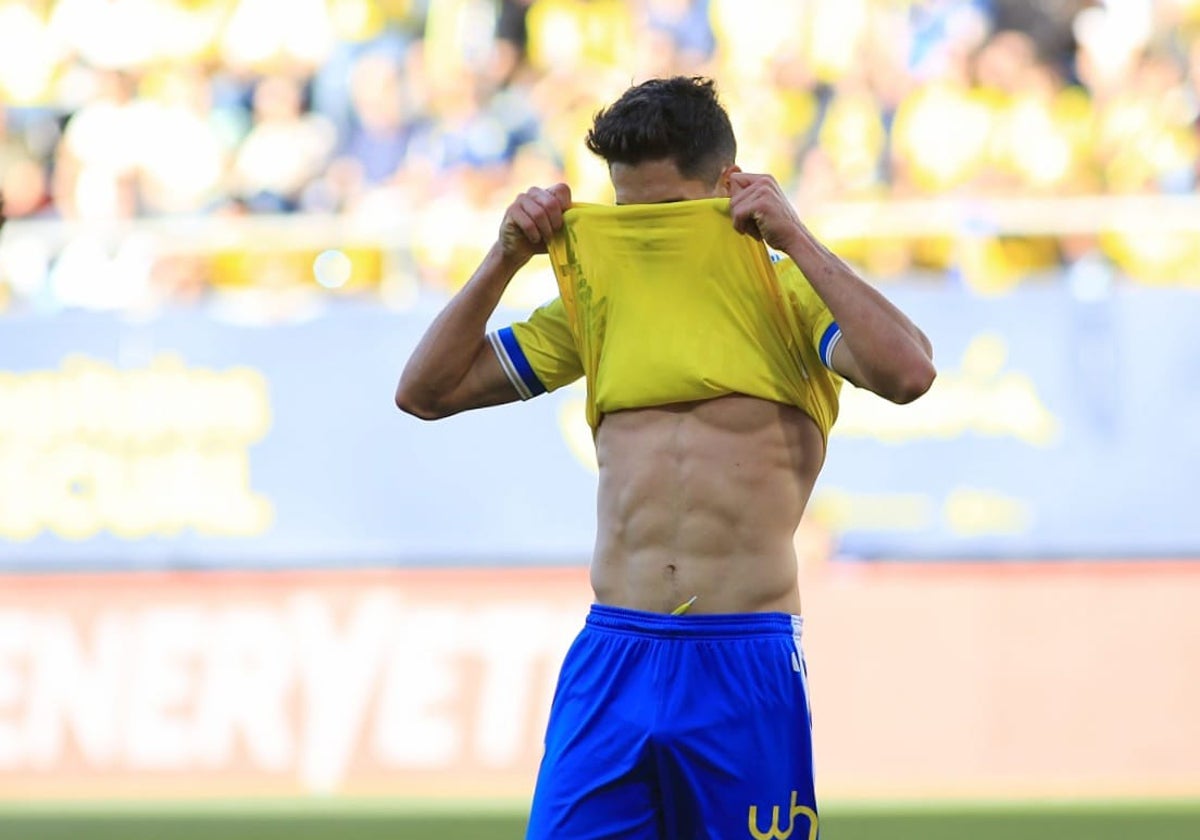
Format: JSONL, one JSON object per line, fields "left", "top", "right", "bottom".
{"left": 0, "top": 0, "right": 1199, "bottom": 838}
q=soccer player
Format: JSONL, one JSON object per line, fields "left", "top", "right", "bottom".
{"left": 396, "top": 77, "right": 934, "bottom": 839}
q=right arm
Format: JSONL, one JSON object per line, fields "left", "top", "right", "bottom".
{"left": 394, "top": 183, "right": 571, "bottom": 419}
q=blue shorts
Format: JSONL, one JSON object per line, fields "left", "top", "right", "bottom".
{"left": 527, "top": 604, "right": 818, "bottom": 840}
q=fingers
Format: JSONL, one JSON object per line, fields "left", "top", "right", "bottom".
{"left": 729, "top": 172, "right": 781, "bottom": 203}
{"left": 510, "top": 184, "right": 571, "bottom": 245}
{"left": 728, "top": 173, "right": 799, "bottom": 246}
{"left": 729, "top": 170, "right": 774, "bottom": 198}
{"left": 729, "top": 177, "right": 768, "bottom": 239}
{"left": 547, "top": 182, "right": 572, "bottom": 208}
{"left": 529, "top": 185, "right": 568, "bottom": 240}
{"left": 731, "top": 208, "right": 763, "bottom": 240}
{"left": 728, "top": 170, "right": 754, "bottom": 194}
{"left": 507, "top": 203, "right": 543, "bottom": 246}
{"left": 729, "top": 200, "right": 752, "bottom": 237}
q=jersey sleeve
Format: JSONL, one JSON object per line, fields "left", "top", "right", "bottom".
{"left": 487, "top": 297, "right": 583, "bottom": 399}
{"left": 773, "top": 254, "right": 842, "bottom": 370}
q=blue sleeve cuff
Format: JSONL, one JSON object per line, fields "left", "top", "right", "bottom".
{"left": 488, "top": 327, "right": 547, "bottom": 399}
{"left": 818, "top": 322, "right": 842, "bottom": 369}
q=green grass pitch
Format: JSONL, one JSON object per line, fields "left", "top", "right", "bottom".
{"left": 1, "top": 798, "right": 1197, "bottom": 839}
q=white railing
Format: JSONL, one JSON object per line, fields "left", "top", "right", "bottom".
{"left": 1, "top": 193, "right": 1197, "bottom": 310}
{"left": 4, "top": 194, "right": 1199, "bottom": 250}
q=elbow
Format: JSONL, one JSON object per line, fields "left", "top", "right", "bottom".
{"left": 916, "top": 329, "right": 934, "bottom": 360}
{"left": 886, "top": 358, "right": 936, "bottom": 404}
{"left": 394, "top": 383, "right": 448, "bottom": 421}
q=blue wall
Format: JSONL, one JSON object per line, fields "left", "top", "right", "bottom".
{"left": 0, "top": 283, "right": 1197, "bottom": 569}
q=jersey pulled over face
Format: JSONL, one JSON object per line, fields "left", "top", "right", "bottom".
{"left": 488, "top": 198, "right": 843, "bottom": 440}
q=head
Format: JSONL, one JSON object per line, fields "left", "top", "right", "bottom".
{"left": 585, "top": 76, "right": 738, "bottom": 205}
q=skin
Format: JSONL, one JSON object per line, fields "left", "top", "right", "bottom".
{"left": 396, "top": 159, "right": 935, "bottom": 616}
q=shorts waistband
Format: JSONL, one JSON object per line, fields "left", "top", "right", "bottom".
{"left": 585, "top": 603, "right": 803, "bottom": 640}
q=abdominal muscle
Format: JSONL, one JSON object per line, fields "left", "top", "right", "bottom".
{"left": 590, "top": 394, "right": 826, "bottom": 616}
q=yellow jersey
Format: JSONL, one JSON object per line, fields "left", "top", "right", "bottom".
{"left": 489, "top": 198, "right": 843, "bottom": 440}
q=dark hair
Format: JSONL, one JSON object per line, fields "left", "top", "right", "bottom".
{"left": 585, "top": 76, "right": 736, "bottom": 186}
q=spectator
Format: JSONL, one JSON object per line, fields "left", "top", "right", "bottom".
{"left": 135, "top": 66, "right": 235, "bottom": 215}
{"left": 2, "top": 0, "right": 1200, "bottom": 310}
{"left": 231, "top": 74, "right": 336, "bottom": 212}
{"left": 52, "top": 69, "right": 142, "bottom": 221}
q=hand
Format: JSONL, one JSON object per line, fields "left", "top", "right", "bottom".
{"left": 498, "top": 183, "right": 572, "bottom": 265}
{"left": 728, "top": 172, "right": 804, "bottom": 254}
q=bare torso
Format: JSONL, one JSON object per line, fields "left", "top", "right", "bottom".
{"left": 591, "top": 394, "right": 826, "bottom": 616}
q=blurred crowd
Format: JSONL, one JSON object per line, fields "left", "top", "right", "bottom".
{"left": 2, "top": 0, "right": 1200, "bottom": 311}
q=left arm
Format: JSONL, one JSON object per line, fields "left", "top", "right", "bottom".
{"left": 729, "top": 172, "right": 935, "bottom": 403}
